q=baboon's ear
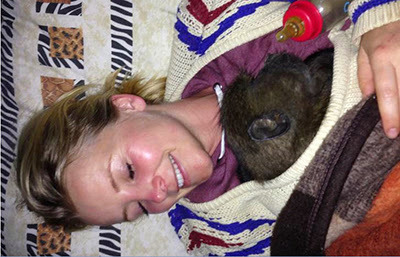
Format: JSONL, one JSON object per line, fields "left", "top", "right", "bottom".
{"left": 305, "top": 49, "right": 334, "bottom": 96}
{"left": 262, "top": 53, "right": 309, "bottom": 75}
{"left": 248, "top": 110, "right": 291, "bottom": 141}
{"left": 232, "top": 72, "right": 254, "bottom": 88}
{"left": 261, "top": 53, "right": 312, "bottom": 92}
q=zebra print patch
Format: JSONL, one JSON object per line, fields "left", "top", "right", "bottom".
{"left": 36, "top": 0, "right": 82, "bottom": 16}
{"left": 74, "top": 79, "right": 84, "bottom": 87}
{"left": 99, "top": 224, "right": 122, "bottom": 256}
{"left": 1, "top": 0, "right": 17, "bottom": 255}
{"left": 110, "top": 0, "right": 133, "bottom": 84}
{"left": 27, "top": 224, "right": 38, "bottom": 256}
{"left": 38, "top": 25, "right": 84, "bottom": 70}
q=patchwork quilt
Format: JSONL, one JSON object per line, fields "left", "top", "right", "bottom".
{"left": 1, "top": 0, "right": 188, "bottom": 256}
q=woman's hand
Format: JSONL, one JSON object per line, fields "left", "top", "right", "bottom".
{"left": 357, "top": 20, "right": 400, "bottom": 139}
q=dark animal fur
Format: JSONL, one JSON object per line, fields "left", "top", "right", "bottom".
{"left": 221, "top": 50, "right": 333, "bottom": 182}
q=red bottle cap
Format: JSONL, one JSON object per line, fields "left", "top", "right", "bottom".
{"left": 283, "top": 0, "right": 323, "bottom": 41}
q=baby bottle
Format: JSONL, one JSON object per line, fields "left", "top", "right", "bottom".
{"left": 276, "top": 0, "right": 351, "bottom": 42}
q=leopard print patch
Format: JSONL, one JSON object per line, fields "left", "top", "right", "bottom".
{"left": 41, "top": 76, "right": 74, "bottom": 107}
{"left": 48, "top": 26, "right": 84, "bottom": 60}
{"left": 37, "top": 223, "right": 71, "bottom": 255}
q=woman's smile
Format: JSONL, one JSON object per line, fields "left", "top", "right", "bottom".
{"left": 168, "top": 153, "right": 190, "bottom": 189}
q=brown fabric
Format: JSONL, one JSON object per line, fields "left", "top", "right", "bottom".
{"left": 305, "top": 96, "right": 382, "bottom": 254}
{"left": 335, "top": 121, "right": 400, "bottom": 223}
{"left": 41, "top": 76, "right": 74, "bottom": 107}
{"left": 324, "top": 115, "right": 400, "bottom": 247}
{"left": 326, "top": 162, "right": 400, "bottom": 256}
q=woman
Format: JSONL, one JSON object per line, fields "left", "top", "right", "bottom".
{"left": 62, "top": 81, "right": 222, "bottom": 226}
{"left": 16, "top": 0, "right": 400, "bottom": 254}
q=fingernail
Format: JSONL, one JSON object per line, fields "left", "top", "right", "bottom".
{"left": 387, "top": 128, "right": 399, "bottom": 139}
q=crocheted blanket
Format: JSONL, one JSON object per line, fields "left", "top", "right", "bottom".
{"left": 165, "top": 0, "right": 400, "bottom": 255}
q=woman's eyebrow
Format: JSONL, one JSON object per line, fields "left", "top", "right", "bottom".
{"left": 108, "top": 155, "right": 120, "bottom": 192}
{"left": 107, "top": 156, "right": 129, "bottom": 222}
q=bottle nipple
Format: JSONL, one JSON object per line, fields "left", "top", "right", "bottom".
{"left": 276, "top": 16, "right": 305, "bottom": 42}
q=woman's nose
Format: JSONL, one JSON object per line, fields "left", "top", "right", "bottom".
{"left": 124, "top": 175, "right": 167, "bottom": 203}
{"left": 150, "top": 176, "right": 167, "bottom": 203}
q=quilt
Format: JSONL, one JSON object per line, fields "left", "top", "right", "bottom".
{"left": 1, "top": 0, "right": 189, "bottom": 256}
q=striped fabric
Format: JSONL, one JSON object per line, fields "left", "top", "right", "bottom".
{"left": 350, "top": 0, "right": 398, "bottom": 23}
{"left": 35, "top": 0, "right": 82, "bottom": 16}
{"left": 110, "top": 0, "right": 133, "bottom": 83}
{"left": 1, "top": 1, "right": 17, "bottom": 256}
{"left": 99, "top": 225, "right": 122, "bottom": 256}
{"left": 26, "top": 224, "right": 38, "bottom": 256}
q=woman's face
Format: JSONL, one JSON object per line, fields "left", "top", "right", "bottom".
{"left": 64, "top": 95, "right": 213, "bottom": 225}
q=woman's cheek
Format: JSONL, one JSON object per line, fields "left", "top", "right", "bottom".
{"left": 192, "top": 151, "right": 213, "bottom": 183}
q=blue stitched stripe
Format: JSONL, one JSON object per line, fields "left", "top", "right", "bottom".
{"left": 175, "top": 18, "right": 202, "bottom": 53}
{"left": 225, "top": 237, "right": 271, "bottom": 256}
{"left": 175, "top": 0, "right": 293, "bottom": 56}
{"left": 195, "top": 0, "right": 272, "bottom": 55}
{"left": 168, "top": 204, "right": 275, "bottom": 236}
{"left": 352, "top": 0, "right": 398, "bottom": 23}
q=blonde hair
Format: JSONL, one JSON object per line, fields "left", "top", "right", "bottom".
{"left": 15, "top": 72, "right": 166, "bottom": 231}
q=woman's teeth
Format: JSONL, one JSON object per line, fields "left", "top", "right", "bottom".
{"left": 169, "top": 154, "right": 184, "bottom": 188}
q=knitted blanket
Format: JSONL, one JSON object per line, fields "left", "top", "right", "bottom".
{"left": 271, "top": 96, "right": 400, "bottom": 255}
{"left": 165, "top": 0, "right": 400, "bottom": 255}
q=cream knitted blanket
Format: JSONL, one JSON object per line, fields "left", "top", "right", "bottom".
{"left": 165, "top": 0, "right": 400, "bottom": 255}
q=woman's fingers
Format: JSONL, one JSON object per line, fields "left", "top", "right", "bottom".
{"left": 372, "top": 60, "right": 400, "bottom": 138}
{"left": 357, "top": 47, "right": 375, "bottom": 97}
{"left": 358, "top": 20, "right": 400, "bottom": 139}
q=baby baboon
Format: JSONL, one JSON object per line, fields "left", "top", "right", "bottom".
{"left": 221, "top": 49, "right": 333, "bottom": 182}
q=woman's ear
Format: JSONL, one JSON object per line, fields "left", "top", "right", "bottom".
{"left": 110, "top": 94, "right": 146, "bottom": 113}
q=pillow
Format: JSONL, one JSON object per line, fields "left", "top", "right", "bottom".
{"left": 1, "top": 0, "right": 189, "bottom": 255}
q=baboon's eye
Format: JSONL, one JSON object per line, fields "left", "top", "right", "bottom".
{"left": 248, "top": 110, "right": 290, "bottom": 141}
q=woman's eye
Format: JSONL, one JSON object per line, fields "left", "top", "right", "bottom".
{"left": 126, "top": 163, "right": 135, "bottom": 179}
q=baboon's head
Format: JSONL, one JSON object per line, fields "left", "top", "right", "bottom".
{"left": 221, "top": 50, "right": 333, "bottom": 182}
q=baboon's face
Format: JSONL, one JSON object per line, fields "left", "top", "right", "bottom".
{"left": 221, "top": 51, "right": 333, "bottom": 182}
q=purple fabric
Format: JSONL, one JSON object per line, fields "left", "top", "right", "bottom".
{"left": 183, "top": 29, "right": 334, "bottom": 203}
